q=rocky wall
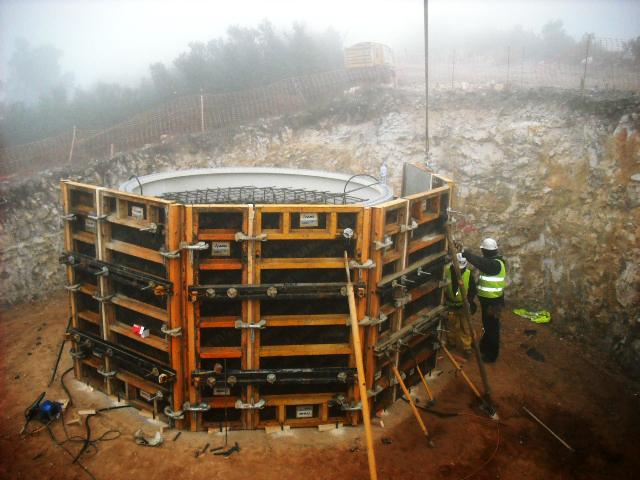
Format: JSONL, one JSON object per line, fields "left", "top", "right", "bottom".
{"left": 0, "top": 86, "right": 638, "bottom": 378}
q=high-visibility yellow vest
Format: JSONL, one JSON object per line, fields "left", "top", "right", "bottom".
{"left": 477, "top": 259, "right": 506, "bottom": 299}
{"left": 445, "top": 266, "right": 470, "bottom": 307}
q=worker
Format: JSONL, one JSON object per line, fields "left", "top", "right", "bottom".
{"left": 445, "top": 253, "right": 477, "bottom": 357}
{"left": 458, "top": 238, "right": 506, "bottom": 363}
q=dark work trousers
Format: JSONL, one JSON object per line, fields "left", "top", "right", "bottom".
{"left": 479, "top": 302, "right": 503, "bottom": 362}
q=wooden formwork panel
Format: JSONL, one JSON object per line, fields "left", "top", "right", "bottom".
{"left": 62, "top": 181, "right": 184, "bottom": 426}
{"left": 366, "top": 181, "right": 451, "bottom": 414}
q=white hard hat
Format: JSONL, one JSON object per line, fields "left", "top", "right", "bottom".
{"left": 456, "top": 253, "right": 468, "bottom": 268}
{"left": 480, "top": 238, "right": 498, "bottom": 250}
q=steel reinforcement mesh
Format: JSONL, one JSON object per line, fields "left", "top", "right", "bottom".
{"left": 159, "top": 186, "right": 365, "bottom": 205}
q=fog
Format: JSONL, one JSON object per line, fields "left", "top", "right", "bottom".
{"left": 1, "top": 0, "right": 639, "bottom": 88}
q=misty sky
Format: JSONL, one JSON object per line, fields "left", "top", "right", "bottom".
{"left": 1, "top": 0, "right": 639, "bottom": 88}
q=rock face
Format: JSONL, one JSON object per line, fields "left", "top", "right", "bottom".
{"left": 1, "top": 86, "right": 638, "bottom": 378}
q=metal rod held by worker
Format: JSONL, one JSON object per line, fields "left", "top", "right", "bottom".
{"left": 388, "top": 355, "right": 435, "bottom": 447}
{"left": 445, "top": 224, "right": 495, "bottom": 404}
{"left": 522, "top": 406, "right": 575, "bottom": 452}
{"left": 344, "top": 252, "right": 378, "bottom": 480}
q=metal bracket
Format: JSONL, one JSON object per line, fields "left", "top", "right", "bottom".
{"left": 182, "top": 402, "right": 210, "bottom": 412}
{"left": 359, "top": 312, "right": 388, "bottom": 326}
{"left": 163, "top": 406, "right": 185, "bottom": 420}
{"left": 69, "top": 349, "right": 86, "bottom": 360}
{"left": 234, "top": 319, "right": 267, "bottom": 330}
{"left": 394, "top": 295, "right": 412, "bottom": 308}
{"left": 340, "top": 402, "right": 362, "bottom": 412}
{"left": 64, "top": 283, "right": 81, "bottom": 292}
{"left": 367, "top": 385, "right": 384, "bottom": 398}
{"left": 234, "top": 398, "right": 266, "bottom": 410}
{"left": 94, "top": 266, "right": 109, "bottom": 277}
{"left": 158, "top": 249, "right": 181, "bottom": 259}
{"left": 139, "top": 223, "right": 158, "bottom": 234}
{"left": 400, "top": 219, "right": 419, "bottom": 233}
{"left": 161, "top": 325, "right": 182, "bottom": 337}
{"left": 92, "top": 294, "right": 114, "bottom": 303}
{"left": 235, "top": 232, "right": 267, "bottom": 242}
{"left": 86, "top": 214, "right": 107, "bottom": 221}
{"left": 417, "top": 267, "right": 432, "bottom": 277}
{"left": 348, "top": 259, "right": 376, "bottom": 270}
{"left": 180, "top": 241, "right": 209, "bottom": 251}
{"left": 61, "top": 214, "right": 77, "bottom": 222}
{"left": 374, "top": 236, "right": 393, "bottom": 250}
{"left": 97, "top": 366, "right": 117, "bottom": 378}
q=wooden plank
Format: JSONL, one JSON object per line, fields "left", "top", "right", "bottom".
{"left": 200, "top": 346, "right": 242, "bottom": 359}
{"left": 258, "top": 257, "right": 343, "bottom": 269}
{"left": 403, "top": 184, "right": 450, "bottom": 202}
{"left": 199, "top": 316, "right": 238, "bottom": 328}
{"left": 199, "top": 258, "right": 243, "bottom": 270}
{"left": 198, "top": 229, "right": 237, "bottom": 241}
{"left": 105, "top": 239, "right": 164, "bottom": 264}
{"left": 72, "top": 231, "right": 96, "bottom": 245}
{"left": 79, "top": 284, "right": 98, "bottom": 296}
{"left": 116, "top": 370, "right": 169, "bottom": 394}
{"left": 260, "top": 343, "right": 352, "bottom": 357}
{"left": 263, "top": 314, "right": 348, "bottom": 327}
{"left": 110, "top": 322, "right": 169, "bottom": 352}
{"left": 202, "top": 396, "right": 239, "bottom": 409}
{"left": 78, "top": 310, "right": 100, "bottom": 325}
{"left": 111, "top": 294, "right": 169, "bottom": 322}
{"left": 262, "top": 393, "right": 336, "bottom": 406}
{"left": 105, "top": 213, "right": 159, "bottom": 231}
{"left": 407, "top": 234, "right": 445, "bottom": 254}
{"left": 184, "top": 206, "right": 199, "bottom": 432}
{"left": 101, "top": 188, "right": 172, "bottom": 206}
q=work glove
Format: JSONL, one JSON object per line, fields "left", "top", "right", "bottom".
{"left": 469, "top": 301, "right": 478, "bottom": 315}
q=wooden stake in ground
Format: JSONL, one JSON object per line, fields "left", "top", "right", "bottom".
{"left": 344, "top": 252, "right": 378, "bottom": 480}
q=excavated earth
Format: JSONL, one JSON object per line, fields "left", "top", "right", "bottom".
{"left": 1, "top": 293, "right": 639, "bottom": 480}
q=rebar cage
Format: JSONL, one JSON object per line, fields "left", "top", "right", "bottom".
{"left": 61, "top": 164, "right": 453, "bottom": 430}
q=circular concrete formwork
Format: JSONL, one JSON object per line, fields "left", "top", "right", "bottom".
{"left": 119, "top": 168, "right": 393, "bottom": 206}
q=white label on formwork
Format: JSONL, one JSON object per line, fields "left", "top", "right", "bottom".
{"left": 139, "top": 390, "right": 153, "bottom": 401}
{"left": 131, "top": 205, "right": 145, "bottom": 220}
{"left": 299, "top": 213, "right": 318, "bottom": 228}
{"left": 213, "top": 387, "right": 231, "bottom": 396}
{"left": 295, "top": 405, "right": 314, "bottom": 418}
{"left": 374, "top": 370, "right": 382, "bottom": 381}
{"left": 211, "top": 241, "right": 231, "bottom": 257}
{"left": 85, "top": 218, "right": 97, "bottom": 233}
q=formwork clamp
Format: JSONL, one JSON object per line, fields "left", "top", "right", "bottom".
{"left": 163, "top": 406, "right": 185, "bottom": 420}
{"left": 367, "top": 385, "right": 384, "bottom": 398}
{"left": 234, "top": 319, "right": 267, "bottom": 330}
{"left": 235, "top": 232, "right": 267, "bottom": 242}
{"left": 234, "top": 398, "right": 266, "bottom": 410}
{"left": 348, "top": 259, "right": 376, "bottom": 270}
{"left": 359, "top": 312, "right": 388, "bottom": 326}
{"left": 182, "top": 402, "right": 210, "bottom": 412}
{"left": 340, "top": 402, "right": 363, "bottom": 412}
{"left": 93, "top": 266, "right": 109, "bottom": 277}
{"left": 61, "top": 213, "right": 77, "bottom": 222}
{"left": 374, "top": 236, "right": 393, "bottom": 251}
{"left": 139, "top": 223, "right": 158, "bottom": 234}
{"left": 86, "top": 214, "right": 107, "bottom": 221}
{"left": 161, "top": 325, "right": 183, "bottom": 337}
{"left": 92, "top": 293, "right": 114, "bottom": 304}
{"left": 180, "top": 241, "right": 209, "bottom": 251}
{"left": 400, "top": 219, "right": 419, "bottom": 233}
{"left": 64, "top": 283, "right": 81, "bottom": 292}
{"left": 158, "top": 249, "right": 181, "bottom": 259}
{"left": 97, "top": 366, "right": 117, "bottom": 378}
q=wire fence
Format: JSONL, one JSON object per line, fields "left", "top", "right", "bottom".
{"left": 0, "top": 66, "right": 393, "bottom": 177}
{"left": 1, "top": 35, "right": 638, "bottom": 178}
{"left": 400, "top": 36, "right": 640, "bottom": 92}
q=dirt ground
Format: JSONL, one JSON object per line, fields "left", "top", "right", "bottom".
{"left": 1, "top": 293, "right": 639, "bottom": 480}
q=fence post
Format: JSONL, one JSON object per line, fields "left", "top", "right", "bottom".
{"left": 110, "top": 143, "right": 114, "bottom": 158}
{"left": 581, "top": 34, "right": 593, "bottom": 94}
{"left": 67, "top": 126, "right": 77, "bottom": 164}
{"left": 506, "top": 45, "right": 511, "bottom": 88}
{"left": 200, "top": 88, "right": 205, "bottom": 133}
{"left": 451, "top": 49, "right": 456, "bottom": 89}
{"left": 521, "top": 46, "right": 525, "bottom": 88}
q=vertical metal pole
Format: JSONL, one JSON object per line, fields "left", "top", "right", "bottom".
{"left": 506, "top": 45, "right": 511, "bottom": 88}
{"left": 424, "top": 0, "right": 429, "bottom": 163}
{"left": 67, "top": 126, "right": 77, "bottom": 164}
{"left": 200, "top": 88, "right": 205, "bottom": 133}
{"left": 581, "top": 34, "right": 593, "bottom": 94}
{"left": 451, "top": 49, "right": 456, "bottom": 89}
